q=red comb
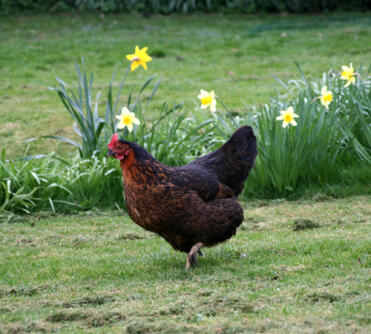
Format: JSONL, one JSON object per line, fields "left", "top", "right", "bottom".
{"left": 108, "top": 133, "right": 118, "bottom": 149}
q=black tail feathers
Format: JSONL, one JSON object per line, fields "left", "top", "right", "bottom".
{"left": 219, "top": 125, "right": 257, "bottom": 195}
{"left": 225, "top": 125, "right": 257, "bottom": 168}
{"left": 189, "top": 125, "right": 258, "bottom": 197}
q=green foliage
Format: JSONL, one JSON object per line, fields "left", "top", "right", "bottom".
{"left": 247, "top": 96, "right": 341, "bottom": 195}
{"left": 331, "top": 66, "right": 371, "bottom": 164}
{"left": 215, "top": 65, "right": 371, "bottom": 197}
{"left": 48, "top": 59, "right": 160, "bottom": 159}
{"left": 0, "top": 149, "right": 124, "bottom": 219}
{"left": 51, "top": 58, "right": 218, "bottom": 165}
{"left": 47, "top": 59, "right": 105, "bottom": 158}
{"left": 0, "top": 0, "right": 61, "bottom": 15}
{"left": 249, "top": 0, "right": 369, "bottom": 13}
{"left": 254, "top": 67, "right": 370, "bottom": 196}
{"left": 1, "top": 0, "right": 369, "bottom": 15}
{"left": 1, "top": 64, "right": 370, "bottom": 217}
{"left": 269, "top": 65, "right": 371, "bottom": 167}
{"left": 0, "top": 102, "right": 217, "bottom": 218}
{"left": 124, "top": 103, "right": 217, "bottom": 166}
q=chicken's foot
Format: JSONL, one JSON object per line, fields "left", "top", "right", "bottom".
{"left": 186, "top": 242, "right": 204, "bottom": 270}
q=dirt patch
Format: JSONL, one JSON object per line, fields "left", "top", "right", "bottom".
{"left": 293, "top": 219, "right": 320, "bottom": 231}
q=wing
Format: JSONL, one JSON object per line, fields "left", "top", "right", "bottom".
{"left": 186, "top": 126, "right": 257, "bottom": 196}
{"left": 171, "top": 165, "right": 234, "bottom": 202}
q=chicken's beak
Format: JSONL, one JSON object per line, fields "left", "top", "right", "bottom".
{"left": 107, "top": 149, "right": 114, "bottom": 158}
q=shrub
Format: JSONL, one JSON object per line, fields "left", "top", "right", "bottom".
{"left": 1, "top": 0, "right": 369, "bottom": 15}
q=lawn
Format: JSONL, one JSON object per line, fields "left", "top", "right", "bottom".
{"left": 0, "top": 12, "right": 370, "bottom": 158}
{"left": 0, "top": 196, "right": 370, "bottom": 333}
{"left": 1, "top": 11, "right": 370, "bottom": 333}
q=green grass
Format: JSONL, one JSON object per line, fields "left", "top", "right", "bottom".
{"left": 0, "top": 196, "right": 370, "bottom": 333}
{"left": 1, "top": 12, "right": 370, "bottom": 158}
{"left": 0, "top": 12, "right": 370, "bottom": 333}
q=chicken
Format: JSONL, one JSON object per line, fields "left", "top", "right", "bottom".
{"left": 108, "top": 125, "right": 257, "bottom": 269}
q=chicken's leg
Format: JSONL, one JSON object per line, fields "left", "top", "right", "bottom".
{"left": 186, "top": 242, "right": 204, "bottom": 270}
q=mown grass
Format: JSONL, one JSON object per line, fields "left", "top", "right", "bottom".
{"left": 0, "top": 196, "right": 370, "bottom": 333}
{"left": 1, "top": 12, "right": 370, "bottom": 158}
{"left": 1, "top": 12, "right": 370, "bottom": 332}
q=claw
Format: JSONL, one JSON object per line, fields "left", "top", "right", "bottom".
{"left": 185, "top": 242, "right": 204, "bottom": 270}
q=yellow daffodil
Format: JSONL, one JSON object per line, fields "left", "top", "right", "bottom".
{"left": 116, "top": 107, "right": 140, "bottom": 132}
{"left": 126, "top": 46, "right": 152, "bottom": 72}
{"left": 319, "top": 85, "right": 333, "bottom": 109}
{"left": 198, "top": 89, "right": 217, "bottom": 112}
{"left": 341, "top": 63, "right": 356, "bottom": 87}
{"left": 276, "top": 106, "right": 299, "bottom": 128}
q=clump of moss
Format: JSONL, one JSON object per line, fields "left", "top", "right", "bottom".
{"left": 293, "top": 219, "right": 320, "bottom": 231}
{"left": 151, "top": 49, "right": 166, "bottom": 58}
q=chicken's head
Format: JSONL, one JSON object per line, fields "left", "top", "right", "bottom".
{"left": 107, "top": 134, "right": 133, "bottom": 161}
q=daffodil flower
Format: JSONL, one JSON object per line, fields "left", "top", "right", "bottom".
{"left": 319, "top": 85, "right": 333, "bottom": 109}
{"left": 276, "top": 106, "right": 299, "bottom": 128}
{"left": 116, "top": 107, "right": 140, "bottom": 132}
{"left": 198, "top": 89, "right": 217, "bottom": 112}
{"left": 341, "top": 63, "right": 356, "bottom": 87}
{"left": 126, "top": 46, "right": 152, "bottom": 72}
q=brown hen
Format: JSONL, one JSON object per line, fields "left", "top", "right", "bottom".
{"left": 108, "top": 125, "right": 257, "bottom": 269}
